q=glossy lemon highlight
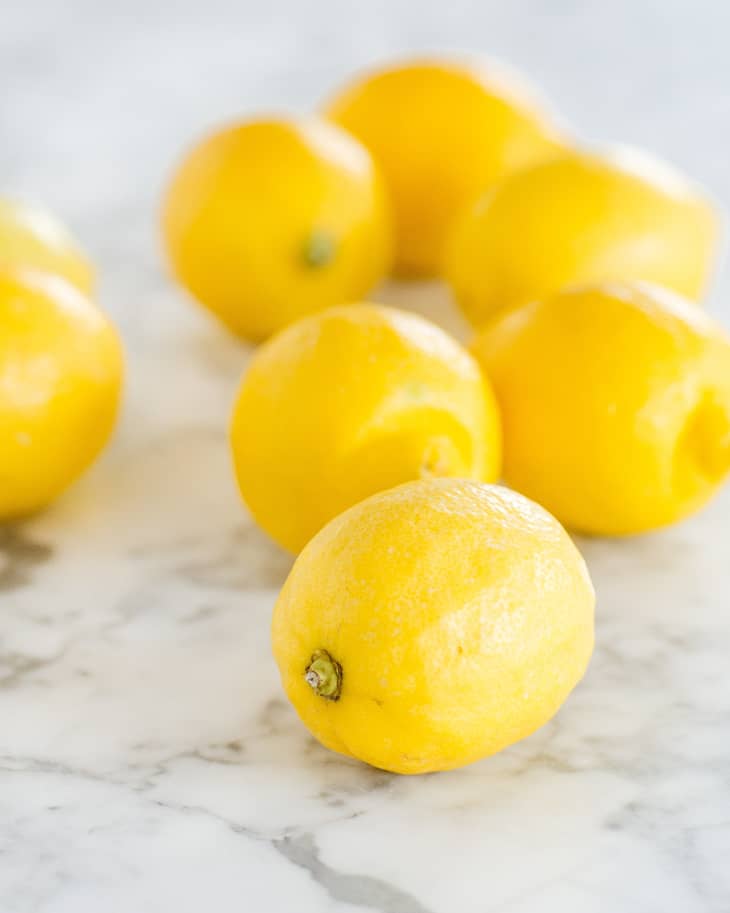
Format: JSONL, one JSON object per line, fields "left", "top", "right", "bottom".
{"left": 447, "top": 147, "right": 720, "bottom": 328}
{"left": 231, "top": 304, "right": 501, "bottom": 553}
{"left": 162, "top": 117, "right": 392, "bottom": 342}
{"left": 472, "top": 281, "right": 730, "bottom": 535}
{"left": 326, "top": 58, "right": 563, "bottom": 277}
{"left": 0, "top": 269, "right": 123, "bottom": 518}
{"left": 0, "top": 198, "right": 93, "bottom": 293}
{"left": 272, "top": 477, "right": 595, "bottom": 774}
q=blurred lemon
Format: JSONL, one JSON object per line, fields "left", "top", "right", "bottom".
{"left": 325, "top": 57, "right": 563, "bottom": 277}
{"left": 447, "top": 147, "right": 719, "bottom": 327}
{"left": 272, "top": 477, "right": 595, "bottom": 774}
{"left": 472, "top": 281, "right": 730, "bottom": 535}
{"left": 0, "top": 269, "right": 123, "bottom": 518}
{"left": 0, "top": 198, "right": 93, "bottom": 293}
{"left": 162, "top": 117, "right": 393, "bottom": 342}
{"left": 231, "top": 303, "right": 501, "bottom": 552}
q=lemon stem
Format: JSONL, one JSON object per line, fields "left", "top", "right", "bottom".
{"left": 302, "top": 232, "right": 336, "bottom": 268}
{"left": 305, "top": 649, "right": 342, "bottom": 700}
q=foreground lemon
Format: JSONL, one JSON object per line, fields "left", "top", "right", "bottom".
{"left": 162, "top": 117, "right": 392, "bottom": 342}
{"left": 231, "top": 304, "right": 500, "bottom": 553}
{"left": 0, "top": 269, "right": 123, "bottom": 518}
{"left": 272, "top": 477, "right": 594, "bottom": 774}
{"left": 325, "top": 57, "right": 563, "bottom": 277}
{"left": 0, "top": 198, "right": 93, "bottom": 293}
{"left": 447, "top": 147, "right": 719, "bottom": 328}
{"left": 472, "top": 281, "right": 730, "bottom": 535}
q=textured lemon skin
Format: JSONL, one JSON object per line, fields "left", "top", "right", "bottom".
{"left": 0, "top": 270, "right": 123, "bottom": 518}
{"left": 162, "top": 117, "right": 393, "bottom": 342}
{"left": 472, "top": 282, "right": 730, "bottom": 536}
{"left": 325, "top": 58, "right": 563, "bottom": 278}
{"left": 447, "top": 148, "right": 720, "bottom": 328}
{"left": 272, "top": 478, "right": 595, "bottom": 775}
{"left": 0, "top": 198, "right": 94, "bottom": 294}
{"left": 230, "top": 304, "right": 501, "bottom": 553}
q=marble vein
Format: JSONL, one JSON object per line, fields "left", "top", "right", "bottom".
{"left": 273, "top": 833, "right": 435, "bottom": 913}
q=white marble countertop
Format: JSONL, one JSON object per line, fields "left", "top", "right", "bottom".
{"left": 2, "top": 1, "right": 730, "bottom": 910}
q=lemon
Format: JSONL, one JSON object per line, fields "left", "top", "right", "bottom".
{"left": 230, "top": 304, "right": 500, "bottom": 553}
{"left": 447, "top": 147, "right": 719, "bottom": 328}
{"left": 472, "top": 281, "right": 730, "bottom": 535}
{"left": 325, "top": 57, "right": 563, "bottom": 278}
{"left": 272, "top": 477, "right": 595, "bottom": 774}
{"left": 0, "top": 198, "right": 93, "bottom": 293}
{"left": 162, "top": 117, "right": 393, "bottom": 342}
{"left": 0, "top": 269, "right": 123, "bottom": 518}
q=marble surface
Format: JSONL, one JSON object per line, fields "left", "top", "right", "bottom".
{"left": 2, "top": 1, "right": 730, "bottom": 910}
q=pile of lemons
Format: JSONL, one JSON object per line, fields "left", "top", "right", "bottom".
{"left": 3, "top": 57, "right": 730, "bottom": 775}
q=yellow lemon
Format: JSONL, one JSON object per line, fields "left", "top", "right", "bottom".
{"left": 0, "top": 198, "right": 93, "bottom": 293}
{"left": 162, "top": 117, "right": 392, "bottom": 342}
{"left": 325, "top": 57, "right": 563, "bottom": 278}
{"left": 447, "top": 147, "right": 719, "bottom": 328}
{"left": 472, "top": 281, "right": 730, "bottom": 536}
{"left": 231, "top": 304, "right": 500, "bottom": 553}
{"left": 272, "top": 477, "right": 595, "bottom": 774}
{"left": 0, "top": 269, "right": 123, "bottom": 518}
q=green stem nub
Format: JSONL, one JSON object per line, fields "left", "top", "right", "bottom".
{"left": 302, "top": 232, "right": 336, "bottom": 268}
{"left": 305, "top": 649, "right": 342, "bottom": 701}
